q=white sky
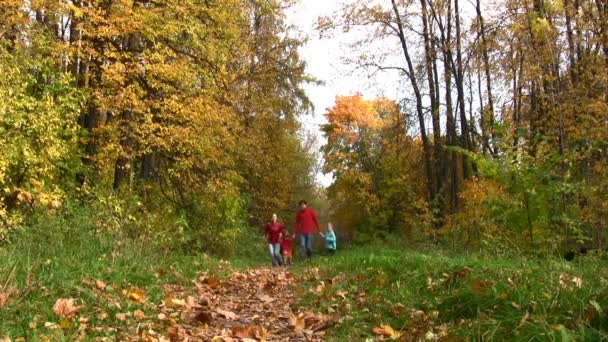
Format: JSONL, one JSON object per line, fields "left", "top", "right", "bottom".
{"left": 285, "top": 0, "right": 403, "bottom": 187}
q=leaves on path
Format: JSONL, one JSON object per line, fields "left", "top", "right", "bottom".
{"left": 18, "top": 268, "right": 330, "bottom": 341}
{"left": 232, "top": 324, "right": 267, "bottom": 340}
{"left": 373, "top": 324, "right": 402, "bottom": 339}
{"left": 52, "top": 298, "right": 83, "bottom": 317}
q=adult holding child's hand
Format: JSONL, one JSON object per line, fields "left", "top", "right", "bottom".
{"left": 292, "top": 200, "right": 321, "bottom": 260}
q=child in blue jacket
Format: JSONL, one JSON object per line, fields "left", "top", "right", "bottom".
{"left": 322, "top": 223, "right": 337, "bottom": 254}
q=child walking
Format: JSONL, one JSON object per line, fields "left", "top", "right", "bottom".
{"left": 281, "top": 231, "right": 293, "bottom": 265}
{"left": 321, "top": 223, "right": 337, "bottom": 254}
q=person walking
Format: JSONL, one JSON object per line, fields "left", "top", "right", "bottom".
{"left": 265, "top": 213, "right": 284, "bottom": 267}
{"left": 321, "top": 222, "right": 337, "bottom": 254}
{"left": 292, "top": 200, "right": 321, "bottom": 260}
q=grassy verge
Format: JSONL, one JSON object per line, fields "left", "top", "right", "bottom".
{"left": 295, "top": 245, "right": 608, "bottom": 341}
{"left": 0, "top": 208, "right": 267, "bottom": 341}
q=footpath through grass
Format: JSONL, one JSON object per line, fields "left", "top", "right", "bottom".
{"left": 0, "top": 210, "right": 267, "bottom": 341}
{"left": 295, "top": 245, "right": 608, "bottom": 341}
{"left": 2, "top": 210, "right": 608, "bottom": 342}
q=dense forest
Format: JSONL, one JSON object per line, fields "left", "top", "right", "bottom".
{"left": 319, "top": 0, "right": 608, "bottom": 254}
{"left": 0, "top": 0, "right": 321, "bottom": 254}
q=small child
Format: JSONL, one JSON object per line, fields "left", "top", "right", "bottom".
{"left": 281, "top": 231, "right": 294, "bottom": 265}
{"left": 321, "top": 223, "right": 337, "bottom": 254}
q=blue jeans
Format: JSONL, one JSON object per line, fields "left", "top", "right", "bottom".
{"left": 268, "top": 243, "right": 282, "bottom": 266}
{"left": 300, "top": 233, "right": 313, "bottom": 259}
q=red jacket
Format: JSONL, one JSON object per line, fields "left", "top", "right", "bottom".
{"left": 293, "top": 207, "right": 321, "bottom": 235}
{"left": 281, "top": 236, "right": 293, "bottom": 253}
{"left": 265, "top": 222, "right": 284, "bottom": 244}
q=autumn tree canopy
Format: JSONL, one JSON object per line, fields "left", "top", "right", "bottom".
{"left": 319, "top": 0, "right": 608, "bottom": 251}
{"left": 0, "top": 0, "right": 317, "bottom": 252}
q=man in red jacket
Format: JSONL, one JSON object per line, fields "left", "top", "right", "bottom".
{"left": 292, "top": 200, "right": 321, "bottom": 260}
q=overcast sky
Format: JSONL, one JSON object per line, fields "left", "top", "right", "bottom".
{"left": 284, "top": 0, "right": 403, "bottom": 187}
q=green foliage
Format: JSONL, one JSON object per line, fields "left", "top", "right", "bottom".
{"left": 442, "top": 143, "right": 587, "bottom": 253}
{"left": 0, "top": 47, "right": 84, "bottom": 239}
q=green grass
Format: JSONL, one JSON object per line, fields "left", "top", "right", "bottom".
{"left": 4, "top": 208, "right": 608, "bottom": 341}
{"left": 294, "top": 245, "right": 608, "bottom": 341}
{"left": 0, "top": 207, "right": 267, "bottom": 341}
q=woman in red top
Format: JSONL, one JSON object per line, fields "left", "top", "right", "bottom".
{"left": 265, "top": 213, "right": 284, "bottom": 266}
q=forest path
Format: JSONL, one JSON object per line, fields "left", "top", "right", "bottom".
{"left": 148, "top": 267, "right": 330, "bottom": 342}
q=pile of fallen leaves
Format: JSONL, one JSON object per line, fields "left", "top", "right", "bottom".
{"left": 0, "top": 267, "right": 330, "bottom": 341}
{"left": 162, "top": 268, "right": 331, "bottom": 341}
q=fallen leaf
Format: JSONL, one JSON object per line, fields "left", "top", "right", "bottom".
{"left": 468, "top": 279, "right": 492, "bottom": 295}
{"left": 232, "top": 324, "right": 267, "bottom": 341}
{"left": 390, "top": 303, "right": 405, "bottom": 316}
{"left": 427, "top": 276, "right": 435, "bottom": 291}
{"left": 164, "top": 297, "right": 186, "bottom": 308}
{"left": 202, "top": 277, "right": 221, "bottom": 289}
{"left": 559, "top": 273, "right": 583, "bottom": 290}
{"left": 134, "top": 310, "right": 145, "bottom": 321}
{"left": 90, "top": 326, "right": 118, "bottom": 333}
{"left": 194, "top": 311, "right": 212, "bottom": 324}
{"left": 141, "top": 329, "right": 160, "bottom": 342}
{"left": 289, "top": 312, "right": 305, "bottom": 332}
{"left": 115, "top": 313, "right": 127, "bottom": 321}
{"left": 44, "top": 322, "right": 59, "bottom": 330}
{"left": 314, "top": 281, "right": 325, "bottom": 295}
{"left": 59, "top": 318, "right": 72, "bottom": 330}
{"left": 412, "top": 310, "right": 426, "bottom": 320}
{"left": 0, "top": 293, "right": 9, "bottom": 307}
{"left": 216, "top": 308, "right": 239, "bottom": 320}
{"left": 128, "top": 288, "right": 146, "bottom": 303}
{"left": 97, "top": 310, "right": 109, "bottom": 320}
{"left": 52, "top": 298, "right": 83, "bottom": 317}
{"left": 374, "top": 274, "right": 388, "bottom": 285}
{"left": 166, "top": 326, "right": 179, "bottom": 340}
{"left": 187, "top": 295, "right": 202, "bottom": 308}
{"left": 373, "top": 324, "right": 402, "bottom": 339}
{"left": 258, "top": 294, "right": 273, "bottom": 303}
{"left": 79, "top": 316, "right": 89, "bottom": 330}
{"left": 518, "top": 311, "right": 530, "bottom": 328}
{"left": 95, "top": 279, "right": 107, "bottom": 291}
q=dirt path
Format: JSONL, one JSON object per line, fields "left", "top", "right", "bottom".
{"left": 148, "top": 267, "right": 330, "bottom": 341}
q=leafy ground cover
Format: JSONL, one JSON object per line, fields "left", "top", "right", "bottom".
{"left": 0, "top": 208, "right": 336, "bottom": 342}
{"left": 0, "top": 209, "right": 268, "bottom": 341}
{"left": 295, "top": 245, "right": 608, "bottom": 341}
{"left": 2, "top": 211, "right": 607, "bottom": 342}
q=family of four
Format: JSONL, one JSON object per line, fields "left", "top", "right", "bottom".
{"left": 264, "top": 200, "right": 337, "bottom": 266}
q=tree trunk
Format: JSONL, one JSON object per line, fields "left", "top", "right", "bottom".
{"left": 420, "top": 0, "right": 442, "bottom": 199}
{"left": 475, "top": 0, "right": 496, "bottom": 155}
{"left": 454, "top": 0, "right": 472, "bottom": 177}
{"left": 564, "top": 0, "right": 578, "bottom": 83}
{"left": 391, "top": 0, "right": 435, "bottom": 200}
{"left": 114, "top": 110, "right": 134, "bottom": 190}
{"left": 443, "top": 2, "right": 458, "bottom": 212}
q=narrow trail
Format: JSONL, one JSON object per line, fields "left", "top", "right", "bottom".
{"left": 147, "top": 267, "right": 330, "bottom": 341}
